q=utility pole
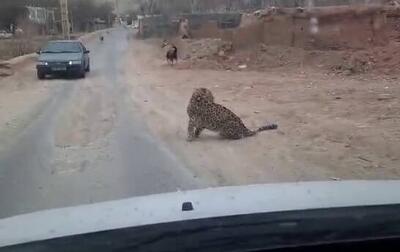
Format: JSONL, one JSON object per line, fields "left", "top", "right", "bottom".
{"left": 49, "top": 9, "right": 56, "bottom": 34}
{"left": 60, "top": 0, "right": 70, "bottom": 39}
{"left": 115, "top": 0, "right": 120, "bottom": 18}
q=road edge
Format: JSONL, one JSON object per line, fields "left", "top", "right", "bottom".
{"left": 1, "top": 28, "right": 116, "bottom": 69}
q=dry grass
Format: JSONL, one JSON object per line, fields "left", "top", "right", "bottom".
{"left": 0, "top": 38, "right": 41, "bottom": 60}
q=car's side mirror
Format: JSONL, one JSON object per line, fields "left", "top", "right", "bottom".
{"left": 84, "top": 50, "right": 90, "bottom": 54}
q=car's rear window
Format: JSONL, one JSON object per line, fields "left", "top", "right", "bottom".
{"left": 42, "top": 42, "right": 82, "bottom": 53}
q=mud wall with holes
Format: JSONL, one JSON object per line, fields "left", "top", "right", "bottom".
{"left": 138, "top": 6, "right": 389, "bottom": 50}
{"left": 187, "top": 6, "right": 389, "bottom": 49}
{"left": 137, "top": 13, "right": 242, "bottom": 38}
{"left": 149, "top": 0, "right": 383, "bottom": 14}
{"left": 137, "top": 15, "right": 173, "bottom": 38}
{"left": 283, "top": 6, "right": 388, "bottom": 49}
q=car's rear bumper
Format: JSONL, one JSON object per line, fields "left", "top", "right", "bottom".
{"left": 36, "top": 65, "right": 83, "bottom": 75}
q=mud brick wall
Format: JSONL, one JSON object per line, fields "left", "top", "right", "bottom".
{"left": 189, "top": 6, "right": 389, "bottom": 50}
{"left": 300, "top": 7, "right": 388, "bottom": 49}
{"left": 262, "top": 15, "right": 293, "bottom": 47}
{"left": 138, "top": 6, "right": 388, "bottom": 50}
{"left": 138, "top": 13, "right": 241, "bottom": 38}
{"left": 138, "top": 15, "right": 175, "bottom": 38}
{"left": 150, "top": 0, "right": 384, "bottom": 14}
{"left": 188, "top": 14, "right": 263, "bottom": 47}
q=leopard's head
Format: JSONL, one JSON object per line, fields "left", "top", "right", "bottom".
{"left": 187, "top": 88, "right": 215, "bottom": 116}
{"left": 191, "top": 88, "right": 214, "bottom": 103}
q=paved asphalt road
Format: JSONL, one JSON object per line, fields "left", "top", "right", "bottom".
{"left": 0, "top": 29, "right": 202, "bottom": 218}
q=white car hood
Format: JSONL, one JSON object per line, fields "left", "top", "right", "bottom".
{"left": 1, "top": 180, "right": 400, "bottom": 247}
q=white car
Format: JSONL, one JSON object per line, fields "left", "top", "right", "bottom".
{"left": 1, "top": 181, "right": 400, "bottom": 251}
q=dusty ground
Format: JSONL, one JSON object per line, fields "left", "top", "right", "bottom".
{"left": 123, "top": 38, "right": 400, "bottom": 185}
{"left": 0, "top": 57, "right": 53, "bottom": 153}
{"left": 0, "top": 30, "right": 399, "bottom": 190}
{"left": 0, "top": 29, "right": 202, "bottom": 218}
{"left": 0, "top": 33, "right": 92, "bottom": 152}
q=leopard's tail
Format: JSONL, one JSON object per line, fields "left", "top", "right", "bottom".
{"left": 257, "top": 123, "right": 278, "bottom": 132}
{"left": 244, "top": 123, "right": 278, "bottom": 137}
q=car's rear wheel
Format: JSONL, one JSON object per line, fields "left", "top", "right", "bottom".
{"left": 37, "top": 70, "right": 45, "bottom": 80}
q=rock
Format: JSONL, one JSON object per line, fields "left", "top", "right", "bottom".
{"left": 260, "top": 43, "right": 268, "bottom": 52}
{"left": 377, "top": 94, "right": 394, "bottom": 101}
{"left": 344, "top": 70, "right": 353, "bottom": 76}
{"left": 0, "top": 65, "right": 13, "bottom": 77}
{"left": 238, "top": 64, "right": 247, "bottom": 69}
{"left": 0, "top": 62, "right": 11, "bottom": 69}
{"left": 218, "top": 50, "right": 225, "bottom": 57}
{"left": 219, "top": 41, "right": 233, "bottom": 53}
{"left": 0, "top": 71, "right": 13, "bottom": 77}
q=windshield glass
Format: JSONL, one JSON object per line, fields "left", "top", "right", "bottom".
{"left": 1, "top": 0, "right": 400, "bottom": 248}
{"left": 42, "top": 42, "right": 82, "bottom": 53}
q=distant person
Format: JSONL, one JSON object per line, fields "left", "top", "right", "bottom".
{"left": 179, "top": 19, "right": 190, "bottom": 39}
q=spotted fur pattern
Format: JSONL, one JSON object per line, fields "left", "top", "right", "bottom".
{"left": 186, "top": 88, "right": 277, "bottom": 141}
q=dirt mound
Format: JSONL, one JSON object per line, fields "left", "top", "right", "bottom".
{"left": 177, "top": 36, "right": 400, "bottom": 77}
{"left": 125, "top": 39, "right": 400, "bottom": 184}
{"left": 178, "top": 39, "right": 345, "bottom": 72}
{"left": 179, "top": 38, "right": 233, "bottom": 60}
{"left": 333, "top": 42, "right": 400, "bottom": 75}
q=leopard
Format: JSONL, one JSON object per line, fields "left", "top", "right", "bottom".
{"left": 186, "top": 88, "right": 277, "bottom": 141}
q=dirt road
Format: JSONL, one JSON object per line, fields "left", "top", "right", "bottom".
{"left": 1, "top": 29, "right": 399, "bottom": 218}
{"left": 122, "top": 39, "right": 400, "bottom": 185}
{"left": 0, "top": 29, "right": 202, "bottom": 218}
